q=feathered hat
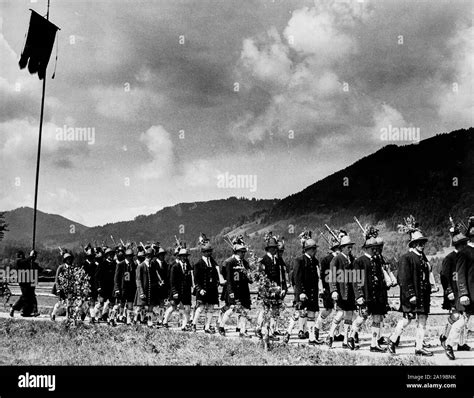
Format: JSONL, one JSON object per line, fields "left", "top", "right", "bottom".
{"left": 198, "top": 233, "right": 213, "bottom": 252}
{"left": 264, "top": 231, "right": 279, "bottom": 250}
{"left": 231, "top": 234, "right": 247, "bottom": 252}
{"left": 299, "top": 229, "right": 317, "bottom": 251}
{"left": 398, "top": 215, "right": 428, "bottom": 247}
{"left": 467, "top": 216, "right": 474, "bottom": 238}
{"left": 363, "top": 225, "right": 380, "bottom": 248}
{"left": 449, "top": 216, "right": 469, "bottom": 246}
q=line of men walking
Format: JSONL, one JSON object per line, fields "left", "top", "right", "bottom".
{"left": 20, "top": 215, "right": 472, "bottom": 359}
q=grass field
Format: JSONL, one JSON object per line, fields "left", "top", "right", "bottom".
{"left": 0, "top": 318, "right": 432, "bottom": 366}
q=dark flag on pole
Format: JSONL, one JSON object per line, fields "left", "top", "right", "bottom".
{"left": 19, "top": 9, "right": 60, "bottom": 80}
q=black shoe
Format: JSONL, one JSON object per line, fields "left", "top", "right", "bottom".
{"left": 415, "top": 348, "right": 433, "bottom": 357}
{"left": 236, "top": 327, "right": 240, "bottom": 333}
{"left": 239, "top": 332, "right": 252, "bottom": 338}
{"left": 347, "top": 337, "right": 355, "bottom": 350}
{"left": 269, "top": 334, "right": 280, "bottom": 342}
{"left": 370, "top": 345, "right": 387, "bottom": 353}
{"left": 342, "top": 343, "right": 350, "bottom": 349}
{"left": 283, "top": 333, "right": 290, "bottom": 344}
{"left": 204, "top": 328, "right": 215, "bottom": 334}
{"left": 334, "top": 334, "right": 344, "bottom": 342}
{"left": 298, "top": 330, "right": 305, "bottom": 339}
{"left": 304, "top": 331, "right": 309, "bottom": 339}
{"left": 457, "top": 344, "right": 471, "bottom": 351}
{"left": 218, "top": 327, "right": 226, "bottom": 336}
{"left": 445, "top": 345, "right": 455, "bottom": 360}
{"left": 326, "top": 336, "right": 334, "bottom": 348}
{"left": 309, "top": 338, "right": 323, "bottom": 345}
{"left": 377, "top": 336, "right": 389, "bottom": 345}
{"left": 9, "top": 308, "right": 14, "bottom": 318}
{"left": 162, "top": 322, "right": 169, "bottom": 329}
{"left": 50, "top": 314, "right": 56, "bottom": 321}
{"left": 255, "top": 329, "right": 263, "bottom": 339}
{"left": 388, "top": 340, "right": 396, "bottom": 354}
{"left": 273, "top": 330, "right": 282, "bottom": 336}
{"left": 439, "top": 334, "right": 447, "bottom": 349}
{"left": 395, "top": 336, "right": 400, "bottom": 347}
{"left": 191, "top": 324, "right": 197, "bottom": 332}
{"left": 354, "top": 332, "right": 359, "bottom": 344}
{"left": 422, "top": 341, "right": 432, "bottom": 349}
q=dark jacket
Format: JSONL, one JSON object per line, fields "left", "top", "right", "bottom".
{"left": 134, "top": 260, "right": 162, "bottom": 307}
{"left": 329, "top": 253, "right": 355, "bottom": 301}
{"left": 258, "top": 254, "right": 287, "bottom": 290}
{"left": 169, "top": 260, "right": 193, "bottom": 305}
{"left": 320, "top": 252, "right": 336, "bottom": 309}
{"left": 440, "top": 250, "right": 460, "bottom": 310}
{"left": 95, "top": 258, "right": 115, "bottom": 299}
{"left": 223, "top": 256, "right": 252, "bottom": 309}
{"left": 397, "top": 250, "right": 431, "bottom": 314}
{"left": 114, "top": 259, "right": 137, "bottom": 302}
{"left": 352, "top": 254, "right": 388, "bottom": 315}
{"left": 194, "top": 257, "right": 219, "bottom": 304}
{"left": 155, "top": 258, "right": 169, "bottom": 301}
{"left": 456, "top": 245, "right": 474, "bottom": 314}
{"left": 293, "top": 254, "right": 319, "bottom": 309}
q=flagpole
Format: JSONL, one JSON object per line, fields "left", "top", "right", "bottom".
{"left": 32, "top": 0, "right": 50, "bottom": 251}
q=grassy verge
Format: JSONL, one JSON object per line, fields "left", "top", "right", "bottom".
{"left": 0, "top": 319, "right": 431, "bottom": 366}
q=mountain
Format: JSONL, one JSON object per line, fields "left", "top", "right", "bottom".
{"left": 1, "top": 198, "right": 277, "bottom": 249}
{"left": 81, "top": 197, "right": 277, "bottom": 247}
{"left": 1, "top": 207, "right": 89, "bottom": 247}
{"left": 262, "top": 128, "right": 473, "bottom": 233}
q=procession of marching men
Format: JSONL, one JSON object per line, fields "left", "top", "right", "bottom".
{"left": 16, "top": 215, "right": 473, "bottom": 360}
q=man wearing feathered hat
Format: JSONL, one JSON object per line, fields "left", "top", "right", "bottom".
{"left": 255, "top": 232, "right": 288, "bottom": 340}
{"left": 314, "top": 231, "right": 343, "bottom": 344}
{"left": 440, "top": 218, "right": 471, "bottom": 360}
{"left": 154, "top": 245, "right": 170, "bottom": 326}
{"left": 448, "top": 216, "right": 474, "bottom": 359}
{"left": 134, "top": 247, "right": 164, "bottom": 327}
{"left": 91, "top": 247, "right": 116, "bottom": 323}
{"left": 191, "top": 234, "right": 220, "bottom": 333}
{"left": 219, "top": 235, "right": 253, "bottom": 338}
{"left": 163, "top": 244, "right": 193, "bottom": 331}
{"left": 388, "top": 216, "right": 433, "bottom": 356}
{"left": 349, "top": 225, "right": 389, "bottom": 352}
{"left": 285, "top": 230, "right": 321, "bottom": 345}
{"left": 112, "top": 247, "right": 137, "bottom": 325}
{"left": 326, "top": 230, "right": 356, "bottom": 348}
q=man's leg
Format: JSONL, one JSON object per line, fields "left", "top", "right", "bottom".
{"left": 342, "top": 311, "right": 354, "bottom": 347}
{"left": 445, "top": 313, "right": 465, "bottom": 359}
{"left": 192, "top": 302, "right": 204, "bottom": 328}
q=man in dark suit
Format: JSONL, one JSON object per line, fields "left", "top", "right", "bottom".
{"left": 315, "top": 237, "right": 342, "bottom": 342}
{"left": 91, "top": 248, "right": 116, "bottom": 323}
{"left": 163, "top": 248, "right": 193, "bottom": 330}
{"left": 439, "top": 223, "right": 471, "bottom": 357}
{"left": 112, "top": 248, "right": 137, "bottom": 325}
{"left": 326, "top": 234, "right": 356, "bottom": 348}
{"left": 444, "top": 218, "right": 474, "bottom": 360}
{"left": 191, "top": 241, "right": 219, "bottom": 333}
{"left": 388, "top": 228, "right": 433, "bottom": 356}
{"left": 349, "top": 228, "right": 389, "bottom": 352}
{"left": 154, "top": 247, "right": 169, "bottom": 325}
{"left": 218, "top": 241, "right": 253, "bottom": 337}
{"left": 286, "top": 237, "right": 321, "bottom": 345}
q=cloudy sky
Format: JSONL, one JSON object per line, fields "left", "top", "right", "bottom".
{"left": 0, "top": 0, "right": 472, "bottom": 226}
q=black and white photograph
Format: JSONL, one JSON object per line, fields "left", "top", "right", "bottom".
{"left": 0, "top": 0, "right": 473, "bottom": 394}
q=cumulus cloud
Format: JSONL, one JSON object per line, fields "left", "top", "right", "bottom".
{"left": 138, "top": 125, "right": 174, "bottom": 180}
